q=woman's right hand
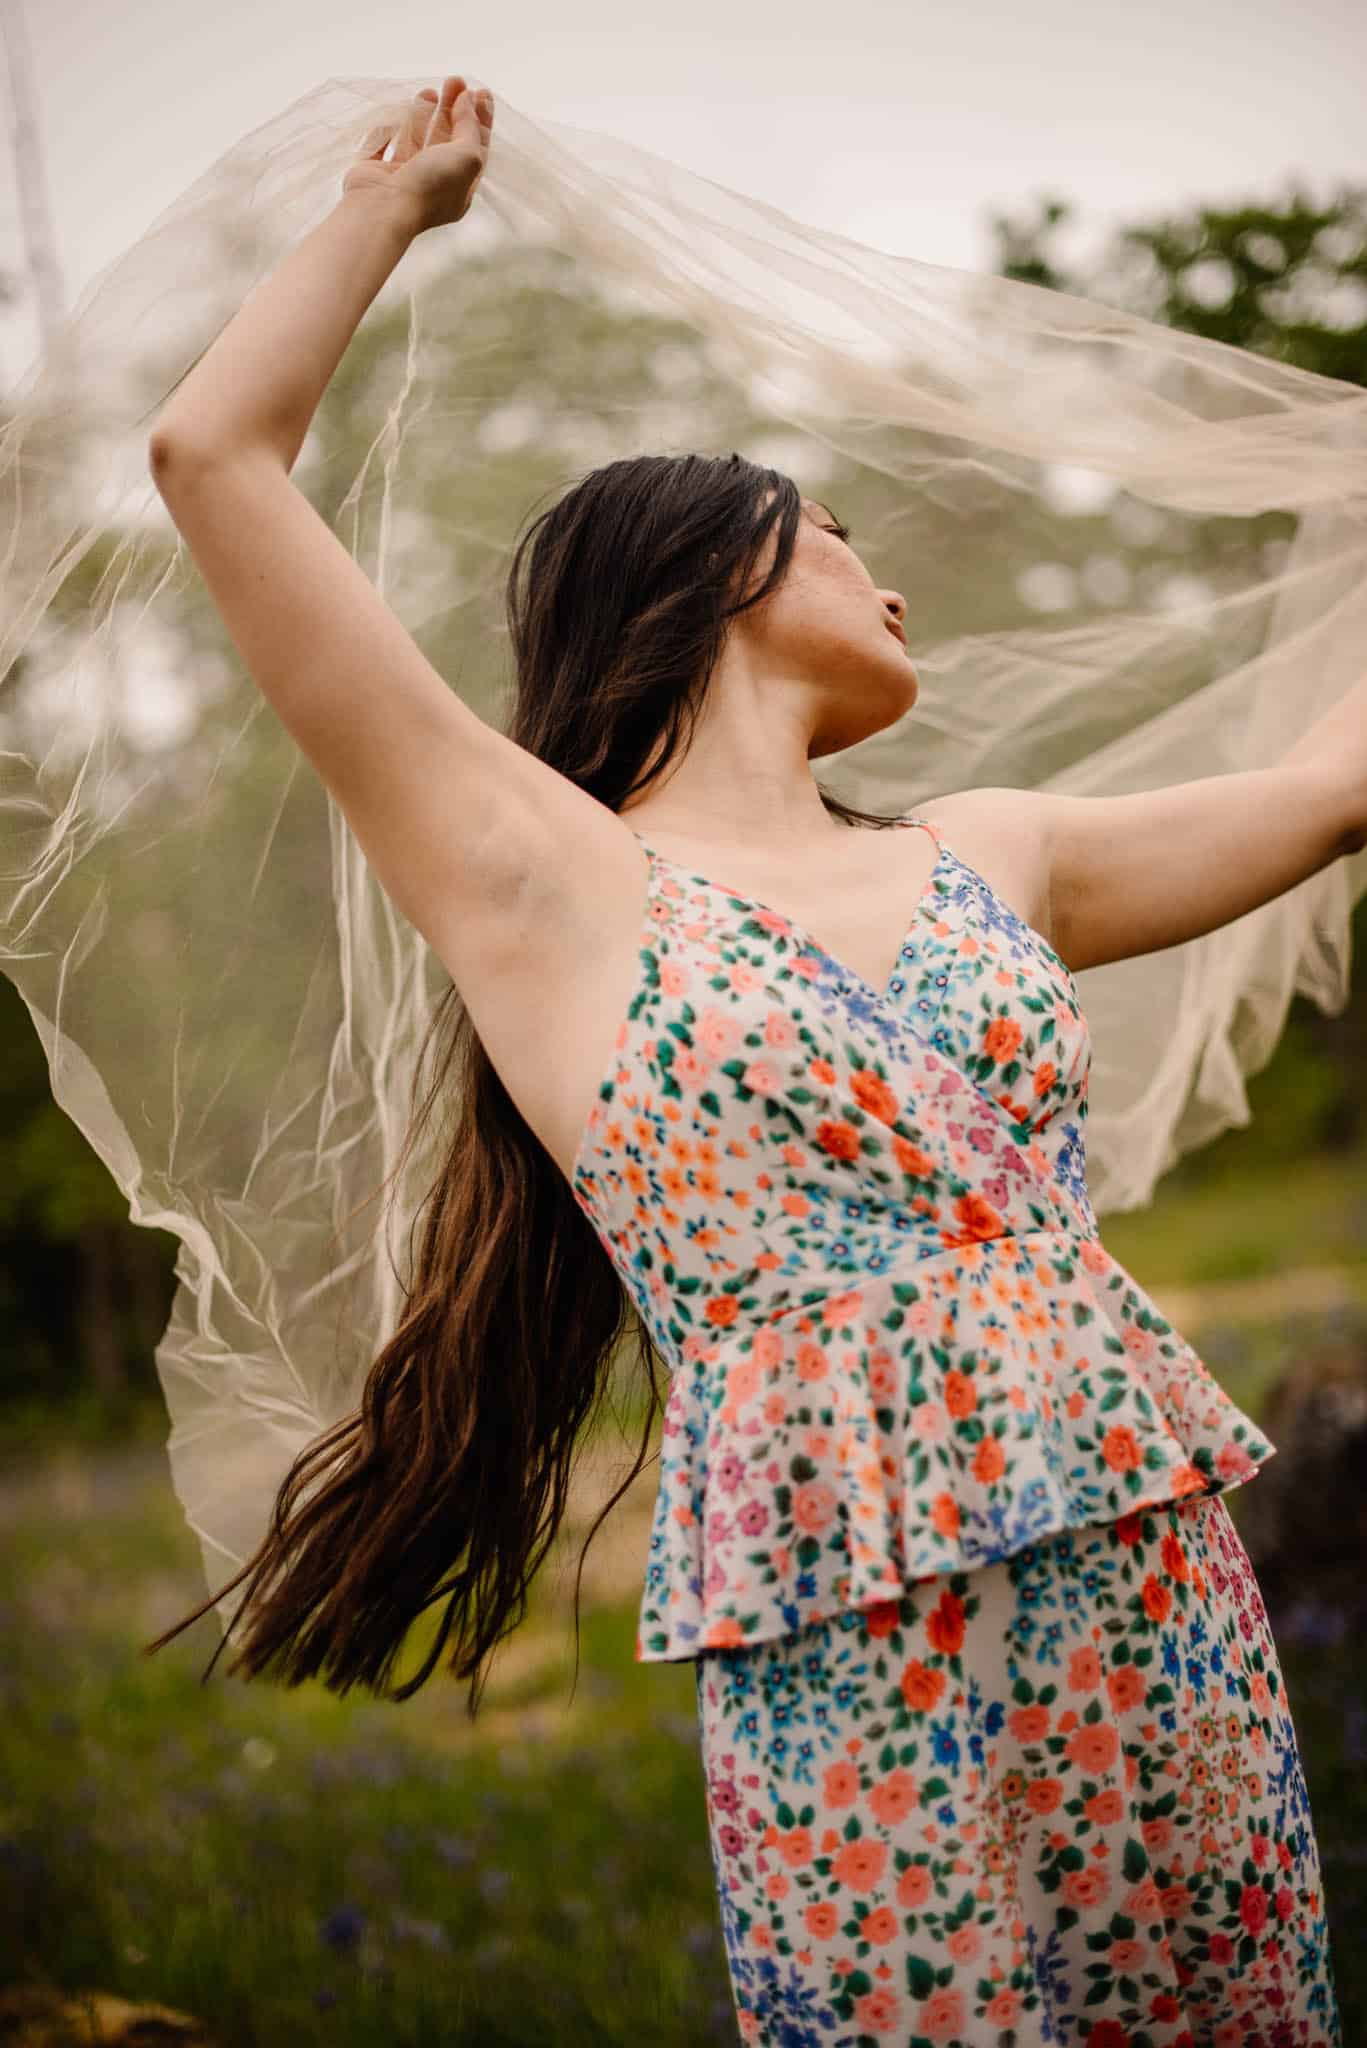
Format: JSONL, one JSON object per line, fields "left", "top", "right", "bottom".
{"left": 343, "top": 77, "right": 495, "bottom": 235}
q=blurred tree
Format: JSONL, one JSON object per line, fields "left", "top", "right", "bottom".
{"left": 987, "top": 183, "right": 1367, "bottom": 1170}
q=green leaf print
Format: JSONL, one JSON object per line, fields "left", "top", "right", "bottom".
{"left": 698, "top": 1090, "right": 721, "bottom": 1117}
{"left": 1122, "top": 1837, "right": 1149, "bottom": 1882}
{"left": 905, "top": 1954, "right": 936, "bottom": 2000}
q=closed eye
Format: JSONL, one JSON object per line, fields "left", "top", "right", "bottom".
{"left": 823, "top": 521, "right": 852, "bottom": 544}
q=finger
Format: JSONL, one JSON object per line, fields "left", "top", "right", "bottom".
{"left": 358, "top": 121, "right": 398, "bottom": 161}
{"left": 391, "top": 88, "right": 438, "bottom": 165}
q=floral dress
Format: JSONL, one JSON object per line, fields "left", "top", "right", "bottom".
{"left": 570, "top": 815, "right": 1340, "bottom": 2045}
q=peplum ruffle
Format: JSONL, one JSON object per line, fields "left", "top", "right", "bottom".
{"left": 634, "top": 1225, "right": 1275, "bottom": 1662}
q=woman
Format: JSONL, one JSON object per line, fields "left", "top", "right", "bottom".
{"left": 143, "top": 77, "right": 1349, "bottom": 2043}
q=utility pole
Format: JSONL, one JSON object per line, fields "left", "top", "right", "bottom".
{"left": 0, "top": 0, "right": 64, "bottom": 352}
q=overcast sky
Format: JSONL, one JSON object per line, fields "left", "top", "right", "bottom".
{"left": 1, "top": 0, "right": 1361, "bottom": 381}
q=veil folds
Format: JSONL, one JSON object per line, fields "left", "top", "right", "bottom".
{"left": 1, "top": 77, "right": 1364, "bottom": 1623}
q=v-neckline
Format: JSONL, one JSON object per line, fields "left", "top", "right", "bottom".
{"left": 627, "top": 816, "right": 948, "bottom": 1006}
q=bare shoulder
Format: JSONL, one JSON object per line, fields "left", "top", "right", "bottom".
{"left": 916, "top": 784, "right": 1056, "bottom": 945}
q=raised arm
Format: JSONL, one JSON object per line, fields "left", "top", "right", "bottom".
{"left": 148, "top": 78, "right": 618, "bottom": 983}
{"left": 1029, "top": 714, "right": 1367, "bottom": 977}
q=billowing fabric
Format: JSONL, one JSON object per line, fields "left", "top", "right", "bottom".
{"left": 3, "top": 74, "right": 1365, "bottom": 1627}
{"left": 693, "top": 1491, "right": 1341, "bottom": 2046}
{"left": 571, "top": 817, "right": 1275, "bottom": 1664}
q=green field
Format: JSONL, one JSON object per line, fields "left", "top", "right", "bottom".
{"left": 3, "top": 1149, "right": 1365, "bottom": 2045}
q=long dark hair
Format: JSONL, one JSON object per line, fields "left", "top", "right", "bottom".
{"left": 143, "top": 451, "right": 906, "bottom": 1716}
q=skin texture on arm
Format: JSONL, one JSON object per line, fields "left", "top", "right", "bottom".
{"left": 1034, "top": 756, "right": 1365, "bottom": 976}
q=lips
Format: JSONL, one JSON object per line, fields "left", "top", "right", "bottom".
{"left": 885, "top": 620, "right": 906, "bottom": 646}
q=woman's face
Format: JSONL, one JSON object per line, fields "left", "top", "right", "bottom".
{"left": 734, "top": 493, "right": 917, "bottom": 756}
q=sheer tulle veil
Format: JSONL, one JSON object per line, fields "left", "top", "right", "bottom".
{"left": 2, "top": 76, "right": 1364, "bottom": 1627}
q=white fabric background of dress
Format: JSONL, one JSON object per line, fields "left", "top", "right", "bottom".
{"left": 0, "top": 76, "right": 1363, "bottom": 1624}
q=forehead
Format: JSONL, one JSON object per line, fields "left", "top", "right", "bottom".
{"left": 800, "top": 498, "right": 836, "bottom": 521}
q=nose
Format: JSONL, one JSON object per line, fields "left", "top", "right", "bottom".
{"left": 880, "top": 589, "right": 906, "bottom": 623}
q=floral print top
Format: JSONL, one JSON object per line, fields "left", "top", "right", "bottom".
{"left": 569, "top": 816, "right": 1275, "bottom": 1663}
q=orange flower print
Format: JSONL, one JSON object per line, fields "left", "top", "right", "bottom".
{"left": 1161, "top": 1530, "right": 1190, "bottom": 1581}
{"left": 867, "top": 1768, "right": 919, "bottom": 1826}
{"left": 892, "top": 1135, "right": 936, "bottom": 1177}
{"left": 982, "top": 1016, "right": 1023, "bottom": 1063}
{"left": 804, "top": 1900, "right": 838, "bottom": 1939}
{"left": 1106, "top": 1663, "right": 1147, "bottom": 1712}
{"left": 901, "top": 1659, "right": 947, "bottom": 1713}
{"left": 823, "top": 1760, "right": 860, "bottom": 1807}
{"left": 1084, "top": 1787, "right": 1125, "bottom": 1826}
{"left": 831, "top": 1837, "right": 888, "bottom": 1892}
{"left": 1065, "top": 1721, "right": 1120, "bottom": 1773}
{"left": 1025, "top": 1777, "right": 1063, "bottom": 1814}
{"left": 972, "top": 1435, "right": 1006, "bottom": 1483}
{"left": 1061, "top": 1866, "right": 1110, "bottom": 1910}
{"left": 705, "top": 1293, "right": 740, "bottom": 1328}
{"left": 949, "top": 1191, "right": 1004, "bottom": 1242}
{"left": 859, "top": 1906, "right": 899, "bottom": 1944}
{"left": 1068, "top": 1645, "right": 1102, "bottom": 1691}
{"left": 815, "top": 1118, "right": 861, "bottom": 1160}
{"left": 777, "top": 1825, "right": 813, "bottom": 1867}
{"left": 1032, "top": 1059, "right": 1058, "bottom": 1098}
{"left": 1101, "top": 1424, "right": 1141, "bottom": 1471}
{"left": 926, "top": 1589, "right": 967, "bottom": 1656}
{"left": 930, "top": 1491, "right": 960, "bottom": 1538}
{"left": 1141, "top": 1573, "right": 1173, "bottom": 1623}
{"left": 1008, "top": 1703, "right": 1050, "bottom": 1743}
{"left": 944, "top": 1369, "right": 977, "bottom": 1418}
{"left": 896, "top": 1862, "right": 933, "bottom": 1909}
{"left": 850, "top": 1068, "right": 900, "bottom": 1124}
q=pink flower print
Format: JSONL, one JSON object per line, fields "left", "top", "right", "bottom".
{"left": 763, "top": 1009, "right": 798, "bottom": 1048}
{"left": 729, "top": 962, "right": 764, "bottom": 994}
{"left": 823, "top": 1290, "right": 864, "bottom": 1327}
{"left": 709, "top": 1776, "right": 742, "bottom": 1814}
{"left": 967, "top": 1124, "right": 996, "bottom": 1153}
{"left": 945, "top": 1923, "right": 982, "bottom": 1964}
{"left": 982, "top": 1175, "right": 1009, "bottom": 1209}
{"left": 716, "top": 1451, "right": 746, "bottom": 1495}
{"left": 853, "top": 1989, "right": 903, "bottom": 2036}
{"left": 804, "top": 1429, "right": 832, "bottom": 1459}
{"left": 910, "top": 1402, "right": 947, "bottom": 1442}
{"left": 726, "top": 1358, "right": 763, "bottom": 1408}
{"left": 918, "top": 1988, "right": 966, "bottom": 2043}
{"left": 1216, "top": 1442, "right": 1258, "bottom": 1483}
{"left": 1122, "top": 1323, "right": 1158, "bottom": 1365}
{"left": 737, "top": 1501, "right": 770, "bottom": 1537}
{"left": 671, "top": 1047, "right": 713, "bottom": 1091}
{"left": 752, "top": 1328, "right": 784, "bottom": 1369}
{"left": 906, "top": 1300, "right": 936, "bottom": 1335}
{"left": 791, "top": 1480, "right": 839, "bottom": 1534}
{"left": 741, "top": 1059, "right": 783, "bottom": 1096}
{"left": 659, "top": 959, "right": 691, "bottom": 996}
{"left": 696, "top": 1006, "right": 743, "bottom": 1060}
